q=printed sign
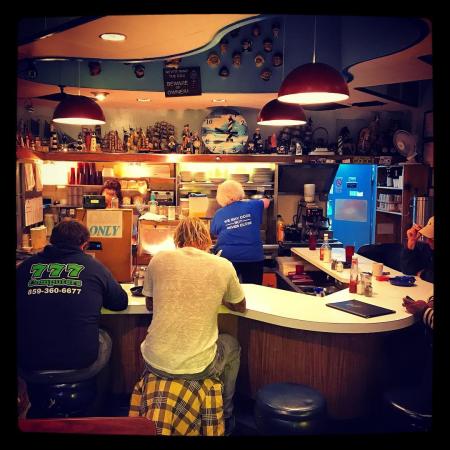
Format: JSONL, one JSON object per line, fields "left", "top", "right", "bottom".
{"left": 163, "top": 67, "right": 202, "bottom": 97}
{"left": 87, "top": 210, "right": 123, "bottom": 238}
{"left": 335, "top": 177, "right": 343, "bottom": 194}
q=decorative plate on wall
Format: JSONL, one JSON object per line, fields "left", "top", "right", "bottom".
{"left": 201, "top": 107, "right": 248, "bottom": 153}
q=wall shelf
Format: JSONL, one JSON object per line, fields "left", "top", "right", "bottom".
{"left": 376, "top": 209, "right": 402, "bottom": 216}
{"left": 377, "top": 186, "right": 403, "bottom": 190}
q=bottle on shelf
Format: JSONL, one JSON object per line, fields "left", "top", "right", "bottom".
{"left": 90, "top": 130, "right": 97, "bottom": 152}
{"left": 386, "top": 167, "right": 393, "bottom": 187}
{"left": 149, "top": 192, "right": 158, "bottom": 214}
{"left": 319, "top": 233, "right": 331, "bottom": 262}
{"left": 276, "top": 214, "right": 285, "bottom": 242}
{"left": 349, "top": 256, "right": 359, "bottom": 294}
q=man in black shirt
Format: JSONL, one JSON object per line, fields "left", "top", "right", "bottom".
{"left": 401, "top": 216, "right": 434, "bottom": 283}
{"left": 17, "top": 220, "right": 128, "bottom": 371}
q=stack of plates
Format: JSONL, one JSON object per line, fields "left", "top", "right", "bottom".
{"left": 180, "top": 171, "right": 193, "bottom": 182}
{"left": 209, "top": 177, "right": 226, "bottom": 184}
{"left": 193, "top": 171, "right": 207, "bottom": 182}
{"left": 230, "top": 173, "right": 250, "bottom": 184}
{"left": 252, "top": 168, "right": 273, "bottom": 184}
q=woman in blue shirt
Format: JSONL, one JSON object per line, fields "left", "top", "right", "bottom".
{"left": 211, "top": 180, "right": 270, "bottom": 284}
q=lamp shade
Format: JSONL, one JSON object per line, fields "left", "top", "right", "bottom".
{"left": 278, "top": 62, "right": 349, "bottom": 105}
{"left": 53, "top": 95, "right": 106, "bottom": 125}
{"left": 257, "top": 99, "right": 307, "bottom": 126}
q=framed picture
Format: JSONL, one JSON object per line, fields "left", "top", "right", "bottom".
{"left": 423, "top": 110, "right": 433, "bottom": 141}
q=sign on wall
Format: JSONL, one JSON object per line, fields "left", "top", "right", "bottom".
{"left": 163, "top": 67, "right": 202, "bottom": 97}
{"left": 87, "top": 210, "right": 123, "bottom": 238}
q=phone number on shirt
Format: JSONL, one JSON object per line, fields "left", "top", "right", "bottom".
{"left": 27, "top": 288, "right": 81, "bottom": 295}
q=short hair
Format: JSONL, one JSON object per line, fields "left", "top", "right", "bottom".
{"left": 216, "top": 180, "right": 245, "bottom": 207}
{"left": 50, "top": 219, "right": 90, "bottom": 247}
{"left": 101, "top": 178, "right": 123, "bottom": 204}
{"left": 173, "top": 217, "right": 212, "bottom": 250}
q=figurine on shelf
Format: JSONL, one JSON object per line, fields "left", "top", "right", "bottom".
{"left": 253, "top": 127, "right": 264, "bottom": 153}
{"left": 368, "top": 114, "right": 382, "bottom": 155}
{"left": 337, "top": 126, "right": 355, "bottom": 156}
{"left": 192, "top": 131, "right": 202, "bottom": 154}
{"left": 278, "top": 127, "right": 291, "bottom": 153}
{"left": 269, "top": 133, "right": 277, "bottom": 153}
{"left": 123, "top": 129, "right": 130, "bottom": 152}
{"left": 168, "top": 135, "right": 177, "bottom": 152}
{"left": 182, "top": 123, "right": 192, "bottom": 152}
{"left": 301, "top": 118, "right": 313, "bottom": 154}
{"left": 232, "top": 52, "right": 242, "bottom": 68}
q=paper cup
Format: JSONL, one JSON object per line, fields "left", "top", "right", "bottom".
{"left": 372, "top": 262, "right": 384, "bottom": 276}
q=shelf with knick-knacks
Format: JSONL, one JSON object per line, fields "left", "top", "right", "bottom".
{"left": 375, "top": 164, "right": 429, "bottom": 244}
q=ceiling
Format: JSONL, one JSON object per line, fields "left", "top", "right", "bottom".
{"left": 17, "top": 15, "right": 432, "bottom": 113}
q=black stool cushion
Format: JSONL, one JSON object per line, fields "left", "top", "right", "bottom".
{"left": 384, "top": 385, "right": 432, "bottom": 422}
{"left": 255, "top": 382, "right": 326, "bottom": 420}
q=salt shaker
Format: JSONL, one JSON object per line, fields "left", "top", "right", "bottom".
{"left": 336, "top": 261, "right": 343, "bottom": 272}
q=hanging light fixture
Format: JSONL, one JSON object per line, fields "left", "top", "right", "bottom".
{"left": 257, "top": 99, "right": 306, "bottom": 126}
{"left": 278, "top": 16, "right": 349, "bottom": 105}
{"left": 257, "top": 19, "right": 307, "bottom": 126}
{"left": 52, "top": 61, "right": 106, "bottom": 125}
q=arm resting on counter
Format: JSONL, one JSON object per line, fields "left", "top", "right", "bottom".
{"left": 223, "top": 297, "right": 247, "bottom": 313}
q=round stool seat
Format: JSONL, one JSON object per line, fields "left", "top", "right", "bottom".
{"left": 384, "top": 385, "right": 432, "bottom": 431}
{"left": 255, "top": 383, "right": 327, "bottom": 435}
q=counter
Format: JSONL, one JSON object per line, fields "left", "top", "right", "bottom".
{"left": 101, "top": 253, "right": 432, "bottom": 420}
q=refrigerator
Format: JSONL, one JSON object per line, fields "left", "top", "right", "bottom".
{"left": 327, "top": 164, "right": 377, "bottom": 252}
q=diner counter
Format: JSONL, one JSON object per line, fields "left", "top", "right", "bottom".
{"left": 100, "top": 250, "right": 433, "bottom": 419}
{"left": 105, "top": 263, "right": 433, "bottom": 334}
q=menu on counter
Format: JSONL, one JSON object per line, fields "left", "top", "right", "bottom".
{"left": 163, "top": 67, "right": 202, "bottom": 97}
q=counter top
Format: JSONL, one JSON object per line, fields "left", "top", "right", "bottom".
{"left": 105, "top": 266, "right": 433, "bottom": 333}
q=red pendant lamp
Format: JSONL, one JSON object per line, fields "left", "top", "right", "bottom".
{"left": 257, "top": 99, "right": 307, "bottom": 126}
{"left": 278, "top": 16, "right": 349, "bottom": 105}
{"left": 53, "top": 94, "right": 106, "bottom": 125}
{"left": 53, "top": 61, "right": 106, "bottom": 125}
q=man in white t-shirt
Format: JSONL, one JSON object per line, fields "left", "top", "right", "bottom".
{"left": 141, "top": 217, "right": 246, "bottom": 433}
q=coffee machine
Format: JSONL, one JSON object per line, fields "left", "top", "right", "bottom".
{"left": 299, "top": 201, "right": 332, "bottom": 240}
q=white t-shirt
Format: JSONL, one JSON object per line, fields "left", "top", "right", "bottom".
{"left": 141, "top": 246, "right": 245, "bottom": 374}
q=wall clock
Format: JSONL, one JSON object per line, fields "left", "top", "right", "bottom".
{"left": 201, "top": 107, "right": 248, "bottom": 154}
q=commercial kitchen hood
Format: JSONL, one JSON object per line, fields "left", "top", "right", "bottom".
{"left": 277, "top": 164, "right": 339, "bottom": 196}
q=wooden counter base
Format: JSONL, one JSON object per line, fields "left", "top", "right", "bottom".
{"left": 220, "top": 315, "right": 391, "bottom": 420}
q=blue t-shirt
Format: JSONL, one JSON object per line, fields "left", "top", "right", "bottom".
{"left": 211, "top": 199, "right": 264, "bottom": 262}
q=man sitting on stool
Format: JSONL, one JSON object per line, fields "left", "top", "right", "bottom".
{"left": 17, "top": 220, "right": 128, "bottom": 416}
{"left": 134, "top": 217, "right": 246, "bottom": 435}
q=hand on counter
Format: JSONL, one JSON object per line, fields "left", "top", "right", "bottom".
{"left": 222, "top": 297, "right": 247, "bottom": 313}
{"left": 402, "top": 297, "right": 428, "bottom": 316}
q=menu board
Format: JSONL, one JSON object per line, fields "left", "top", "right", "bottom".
{"left": 163, "top": 67, "right": 202, "bottom": 97}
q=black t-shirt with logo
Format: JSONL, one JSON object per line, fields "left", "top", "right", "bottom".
{"left": 17, "top": 243, "right": 128, "bottom": 370}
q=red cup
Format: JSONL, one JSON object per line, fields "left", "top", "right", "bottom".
{"left": 308, "top": 234, "right": 317, "bottom": 250}
{"left": 345, "top": 245, "right": 355, "bottom": 264}
{"left": 295, "top": 264, "right": 304, "bottom": 275}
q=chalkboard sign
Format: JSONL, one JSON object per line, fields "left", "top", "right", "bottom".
{"left": 163, "top": 67, "right": 202, "bottom": 97}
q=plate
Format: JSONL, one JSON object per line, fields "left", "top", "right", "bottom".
{"left": 209, "top": 177, "right": 226, "bottom": 183}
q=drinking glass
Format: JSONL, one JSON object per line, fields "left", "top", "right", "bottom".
{"left": 345, "top": 245, "right": 355, "bottom": 264}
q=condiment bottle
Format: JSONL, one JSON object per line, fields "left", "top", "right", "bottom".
{"left": 365, "top": 282, "right": 373, "bottom": 297}
{"left": 149, "top": 192, "right": 158, "bottom": 214}
{"left": 336, "top": 261, "right": 343, "bottom": 272}
{"left": 111, "top": 196, "right": 119, "bottom": 208}
{"left": 357, "top": 274, "right": 364, "bottom": 294}
{"left": 349, "top": 256, "right": 358, "bottom": 293}
{"left": 320, "top": 233, "right": 331, "bottom": 263}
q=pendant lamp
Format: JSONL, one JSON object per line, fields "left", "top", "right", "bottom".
{"left": 53, "top": 94, "right": 106, "bottom": 125}
{"left": 52, "top": 61, "right": 106, "bottom": 125}
{"left": 278, "top": 17, "right": 349, "bottom": 105}
{"left": 257, "top": 99, "right": 307, "bottom": 126}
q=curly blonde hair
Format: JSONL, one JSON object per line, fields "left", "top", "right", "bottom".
{"left": 216, "top": 180, "right": 245, "bottom": 207}
{"left": 173, "top": 216, "right": 212, "bottom": 251}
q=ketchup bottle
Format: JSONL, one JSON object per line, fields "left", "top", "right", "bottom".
{"left": 349, "top": 256, "right": 359, "bottom": 294}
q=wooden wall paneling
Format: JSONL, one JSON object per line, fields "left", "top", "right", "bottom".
{"left": 235, "top": 318, "right": 389, "bottom": 420}
{"left": 100, "top": 314, "right": 151, "bottom": 395}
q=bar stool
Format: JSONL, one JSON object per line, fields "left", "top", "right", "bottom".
{"left": 254, "top": 382, "right": 327, "bottom": 435}
{"left": 19, "top": 329, "right": 112, "bottom": 419}
{"left": 383, "top": 385, "right": 432, "bottom": 432}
